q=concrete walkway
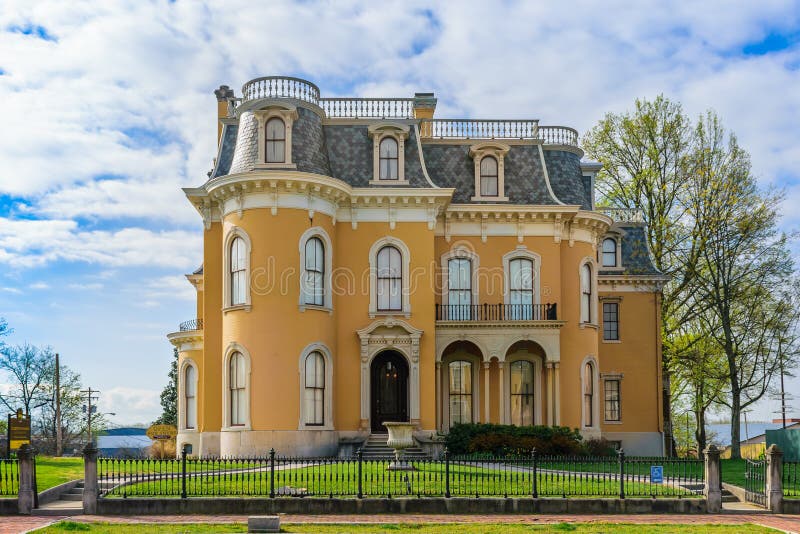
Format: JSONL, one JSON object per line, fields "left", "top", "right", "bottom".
{"left": 2, "top": 512, "right": 800, "bottom": 534}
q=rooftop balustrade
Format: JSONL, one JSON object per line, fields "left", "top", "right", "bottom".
{"left": 179, "top": 318, "right": 204, "bottom": 332}
{"left": 597, "top": 207, "right": 645, "bottom": 223}
{"left": 320, "top": 98, "right": 415, "bottom": 119}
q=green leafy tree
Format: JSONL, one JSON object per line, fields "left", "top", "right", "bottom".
{"left": 154, "top": 348, "right": 178, "bottom": 426}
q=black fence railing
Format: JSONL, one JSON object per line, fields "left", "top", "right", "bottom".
{"left": 179, "top": 319, "right": 203, "bottom": 332}
{"left": 745, "top": 458, "right": 767, "bottom": 506}
{"left": 97, "top": 449, "right": 702, "bottom": 499}
{"left": 435, "top": 303, "right": 558, "bottom": 322}
{"left": 0, "top": 459, "right": 18, "bottom": 496}
{"left": 785, "top": 461, "right": 800, "bottom": 499}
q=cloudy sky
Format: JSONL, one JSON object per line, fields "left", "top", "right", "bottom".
{"left": 1, "top": 0, "right": 799, "bottom": 426}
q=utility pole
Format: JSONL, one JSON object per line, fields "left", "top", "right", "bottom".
{"left": 55, "top": 353, "right": 62, "bottom": 456}
{"left": 779, "top": 340, "right": 787, "bottom": 429}
{"left": 80, "top": 388, "right": 99, "bottom": 445}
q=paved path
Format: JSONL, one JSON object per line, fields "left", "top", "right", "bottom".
{"left": 2, "top": 513, "right": 800, "bottom": 534}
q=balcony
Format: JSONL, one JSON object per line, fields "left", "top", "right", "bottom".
{"left": 421, "top": 120, "right": 578, "bottom": 146}
{"left": 435, "top": 303, "right": 558, "bottom": 322}
{"left": 179, "top": 318, "right": 204, "bottom": 332}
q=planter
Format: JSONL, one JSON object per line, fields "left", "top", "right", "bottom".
{"left": 383, "top": 421, "right": 416, "bottom": 471}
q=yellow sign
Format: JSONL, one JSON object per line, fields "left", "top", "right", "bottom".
{"left": 7, "top": 409, "right": 31, "bottom": 452}
{"left": 146, "top": 424, "right": 177, "bottom": 441}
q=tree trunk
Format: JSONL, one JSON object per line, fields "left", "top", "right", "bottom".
{"left": 730, "top": 395, "right": 741, "bottom": 459}
{"left": 663, "top": 369, "right": 676, "bottom": 456}
{"left": 695, "top": 406, "right": 707, "bottom": 457}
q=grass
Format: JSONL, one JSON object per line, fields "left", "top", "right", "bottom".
{"left": 33, "top": 521, "right": 780, "bottom": 533}
{"left": 35, "top": 457, "right": 84, "bottom": 491}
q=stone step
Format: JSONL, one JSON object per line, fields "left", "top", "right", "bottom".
{"left": 66, "top": 488, "right": 84, "bottom": 495}
{"left": 60, "top": 493, "right": 83, "bottom": 501}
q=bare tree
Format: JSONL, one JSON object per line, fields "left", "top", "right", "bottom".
{"left": 0, "top": 343, "right": 54, "bottom": 415}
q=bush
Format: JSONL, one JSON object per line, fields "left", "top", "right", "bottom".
{"left": 446, "top": 423, "right": 583, "bottom": 456}
{"left": 582, "top": 437, "right": 618, "bottom": 457}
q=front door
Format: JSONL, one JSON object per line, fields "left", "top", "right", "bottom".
{"left": 370, "top": 351, "right": 409, "bottom": 432}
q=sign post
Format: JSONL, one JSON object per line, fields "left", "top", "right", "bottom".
{"left": 146, "top": 424, "right": 178, "bottom": 457}
{"left": 7, "top": 409, "right": 31, "bottom": 457}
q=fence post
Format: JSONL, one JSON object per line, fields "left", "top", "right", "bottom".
{"left": 765, "top": 444, "right": 784, "bottom": 513}
{"left": 83, "top": 442, "right": 99, "bottom": 515}
{"left": 531, "top": 448, "right": 538, "bottom": 498}
{"left": 618, "top": 448, "right": 625, "bottom": 499}
{"left": 269, "top": 448, "right": 276, "bottom": 499}
{"left": 181, "top": 443, "right": 188, "bottom": 499}
{"left": 17, "top": 444, "right": 34, "bottom": 515}
{"left": 703, "top": 444, "right": 722, "bottom": 513}
{"left": 357, "top": 448, "right": 363, "bottom": 499}
{"left": 444, "top": 447, "right": 451, "bottom": 498}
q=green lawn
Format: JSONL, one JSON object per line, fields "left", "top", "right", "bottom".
{"left": 35, "top": 457, "right": 84, "bottom": 491}
{"left": 33, "top": 521, "right": 780, "bottom": 533}
{"left": 720, "top": 459, "right": 747, "bottom": 488}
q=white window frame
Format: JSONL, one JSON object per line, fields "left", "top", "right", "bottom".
{"left": 505, "top": 356, "right": 543, "bottom": 426}
{"left": 368, "top": 122, "right": 410, "bottom": 185}
{"left": 502, "top": 247, "right": 541, "bottom": 317}
{"left": 222, "top": 343, "right": 251, "bottom": 430}
{"left": 440, "top": 247, "right": 480, "bottom": 318}
{"left": 600, "top": 235, "right": 624, "bottom": 270}
{"left": 601, "top": 299, "right": 621, "bottom": 342}
{"left": 223, "top": 226, "right": 252, "bottom": 312}
{"left": 178, "top": 359, "right": 198, "bottom": 432}
{"left": 298, "top": 227, "right": 333, "bottom": 312}
{"left": 298, "top": 342, "right": 334, "bottom": 430}
{"left": 580, "top": 356, "right": 600, "bottom": 432}
{"left": 579, "top": 258, "right": 597, "bottom": 326}
{"left": 254, "top": 105, "right": 298, "bottom": 169}
{"left": 469, "top": 142, "right": 510, "bottom": 202}
{"left": 602, "top": 373, "right": 623, "bottom": 424}
{"left": 368, "top": 237, "right": 412, "bottom": 317}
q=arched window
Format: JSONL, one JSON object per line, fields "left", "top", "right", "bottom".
{"left": 304, "top": 351, "right": 325, "bottom": 426}
{"left": 229, "top": 352, "right": 246, "bottom": 426}
{"left": 510, "top": 360, "right": 534, "bottom": 426}
{"left": 479, "top": 156, "right": 498, "bottom": 197}
{"left": 379, "top": 137, "right": 399, "bottom": 180}
{"left": 580, "top": 263, "right": 592, "bottom": 323}
{"left": 265, "top": 117, "right": 286, "bottom": 163}
{"left": 230, "top": 237, "right": 247, "bottom": 306}
{"left": 303, "top": 237, "right": 324, "bottom": 306}
{"left": 509, "top": 258, "right": 534, "bottom": 319}
{"left": 377, "top": 245, "right": 402, "bottom": 311}
{"left": 447, "top": 258, "right": 472, "bottom": 320}
{"left": 601, "top": 238, "right": 617, "bottom": 267}
{"left": 184, "top": 365, "right": 196, "bottom": 430}
{"left": 448, "top": 360, "right": 473, "bottom": 426}
{"left": 583, "top": 361, "right": 595, "bottom": 427}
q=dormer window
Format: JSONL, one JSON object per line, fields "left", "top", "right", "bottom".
{"left": 265, "top": 118, "right": 286, "bottom": 163}
{"left": 368, "top": 123, "right": 409, "bottom": 185}
{"left": 600, "top": 235, "right": 623, "bottom": 269}
{"left": 469, "top": 142, "right": 510, "bottom": 201}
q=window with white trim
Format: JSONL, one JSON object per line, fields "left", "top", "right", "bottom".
{"left": 603, "top": 302, "right": 619, "bottom": 341}
{"left": 304, "top": 351, "right": 325, "bottom": 426}
{"left": 377, "top": 245, "right": 402, "bottom": 311}
{"left": 509, "top": 258, "right": 534, "bottom": 319}
{"left": 184, "top": 365, "right": 196, "bottom": 430}
{"left": 254, "top": 106, "right": 298, "bottom": 167}
{"left": 229, "top": 352, "right": 246, "bottom": 426}
{"left": 469, "top": 142, "right": 510, "bottom": 201}
{"left": 580, "top": 263, "right": 593, "bottom": 323}
{"left": 479, "top": 156, "right": 499, "bottom": 196}
{"left": 302, "top": 237, "right": 324, "bottom": 306}
{"left": 510, "top": 360, "right": 534, "bottom": 426}
{"left": 368, "top": 123, "right": 409, "bottom": 184}
{"left": 447, "top": 258, "right": 472, "bottom": 319}
{"left": 449, "top": 360, "right": 473, "bottom": 426}
{"left": 604, "top": 379, "right": 621, "bottom": 422}
{"left": 379, "top": 137, "right": 399, "bottom": 180}
{"left": 230, "top": 237, "right": 247, "bottom": 306}
{"left": 601, "top": 238, "right": 618, "bottom": 267}
{"left": 265, "top": 117, "right": 286, "bottom": 163}
{"left": 583, "top": 361, "right": 595, "bottom": 427}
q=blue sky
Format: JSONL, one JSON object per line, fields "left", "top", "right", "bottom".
{"left": 1, "top": 0, "right": 799, "bottom": 425}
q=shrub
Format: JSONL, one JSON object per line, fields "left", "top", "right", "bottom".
{"left": 446, "top": 423, "right": 583, "bottom": 456}
{"left": 582, "top": 437, "right": 618, "bottom": 457}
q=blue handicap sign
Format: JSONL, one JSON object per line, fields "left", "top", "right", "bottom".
{"left": 650, "top": 465, "right": 664, "bottom": 484}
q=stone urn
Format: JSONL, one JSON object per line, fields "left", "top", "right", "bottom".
{"left": 383, "top": 421, "right": 416, "bottom": 471}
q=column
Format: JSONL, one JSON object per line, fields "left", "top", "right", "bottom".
{"left": 483, "top": 362, "right": 490, "bottom": 423}
{"left": 553, "top": 362, "right": 561, "bottom": 425}
{"left": 766, "top": 444, "right": 784, "bottom": 513}
{"left": 703, "top": 444, "right": 722, "bottom": 513}
{"left": 16, "top": 444, "right": 34, "bottom": 515}
{"left": 498, "top": 361, "right": 506, "bottom": 424}
{"left": 83, "top": 442, "right": 99, "bottom": 515}
{"left": 435, "top": 362, "right": 442, "bottom": 431}
{"left": 545, "top": 362, "right": 554, "bottom": 426}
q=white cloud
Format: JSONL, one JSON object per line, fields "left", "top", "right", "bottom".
{"left": 28, "top": 281, "right": 49, "bottom": 289}
{"left": 101, "top": 386, "right": 160, "bottom": 425}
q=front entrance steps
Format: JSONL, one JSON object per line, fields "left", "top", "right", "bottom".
{"left": 360, "top": 433, "right": 429, "bottom": 459}
{"left": 33, "top": 481, "right": 84, "bottom": 516}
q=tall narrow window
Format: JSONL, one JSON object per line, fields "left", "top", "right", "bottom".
{"left": 583, "top": 362, "right": 594, "bottom": 427}
{"left": 604, "top": 379, "right": 621, "bottom": 422}
{"left": 509, "top": 258, "right": 534, "bottom": 319}
{"left": 602, "top": 238, "right": 617, "bottom": 267}
{"left": 510, "top": 360, "right": 534, "bottom": 426}
{"left": 230, "top": 237, "right": 247, "bottom": 306}
{"left": 449, "top": 360, "right": 473, "bottom": 426}
{"left": 304, "top": 351, "right": 325, "bottom": 426}
{"left": 184, "top": 365, "right": 196, "bottom": 430}
{"left": 377, "top": 245, "right": 402, "bottom": 311}
{"left": 265, "top": 117, "right": 286, "bottom": 163}
{"left": 580, "top": 264, "right": 592, "bottom": 323}
{"left": 229, "top": 352, "right": 246, "bottom": 426}
{"left": 603, "top": 302, "right": 619, "bottom": 340}
{"left": 447, "top": 258, "right": 472, "bottom": 320}
{"left": 480, "top": 156, "right": 498, "bottom": 196}
{"left": 303, "top": 237, "right": 325, "bottom": 306}
{"left": 379, "top": 137, "right": 399, "bottom": 180}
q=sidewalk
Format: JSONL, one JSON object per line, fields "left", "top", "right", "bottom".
{"left": 3, "top": 512, "right": 800, "bottom": 534}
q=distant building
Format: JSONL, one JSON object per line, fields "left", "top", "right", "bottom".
{"left": 97, "top": 427, "right": 152, "bottom": 457}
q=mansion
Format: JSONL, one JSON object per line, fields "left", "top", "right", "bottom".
{"left": 168, "top": 76, "right": 668, "bottom": 457}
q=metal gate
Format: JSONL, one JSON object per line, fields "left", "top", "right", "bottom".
{"left": 744, "top": 458, "right": 766, "bottom": 507}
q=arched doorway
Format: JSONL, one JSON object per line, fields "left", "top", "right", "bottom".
{"left": 370, "top": 350, "right": 409, "bottom": 432}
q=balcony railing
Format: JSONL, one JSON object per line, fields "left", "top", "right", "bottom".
{"left": 538, "top": 125, "right": 579, "bottom": 146}
{"left": 421, "top": 120, "right": 579, "bottom": 146}
{"left": 435, "top": 303, "right": 558, "bottom": 322}
{"left": 320, "top": 98, "right": 414, "bottom": 119}
{"left": 597, "top": 207, "right": 645, "bottom": 223}
{"left": 179, "top": 319, "right": 204, "bottom": 332}
{"left": 241, "top": 76, "right": 321, "bottom": 105}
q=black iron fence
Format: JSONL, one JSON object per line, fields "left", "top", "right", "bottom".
{"left": 785, "top": 461, "right": 800, "bottom": 499}
{"left": 745, "top": 458, "right": 767, "bottom": 506}
{"left": 97, "top": 449, "right": 702, "bottom": 499}
{"left": 0, "top": 458, "right": 18, "bottom": 496}
{"left": 179, "top": 318, "right": 203, "bottom": 332}
{"left": 435, "top": 303, "right": 558, "bottom": 322}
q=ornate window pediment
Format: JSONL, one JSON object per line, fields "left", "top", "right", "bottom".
{"left": 368, "top": 122, "right": 410, "bottom": 185}
{"left": 254, "top": 104, "right": 299, "bottom": 169}
{"left": 469, "top": 142, "right": 510, "bottom": 202}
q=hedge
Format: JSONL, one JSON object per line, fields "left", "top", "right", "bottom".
{"left": 445, "top": 423, "right": 588, "bottom": 456}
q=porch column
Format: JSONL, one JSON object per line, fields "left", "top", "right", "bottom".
{"left": 553, "top": 362, "right": 561, "bottom": 425}
{"left": 435, "top": 362, "right": 442, "bottom": 431}
{"left": 483, "top": 361, "right": 490, "bottom": 423}
{"left": 545, "top": 362, "right": 554, "bottom": 426}
{"left": 498, "top": 361, "right": 506, "bottom": 424}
